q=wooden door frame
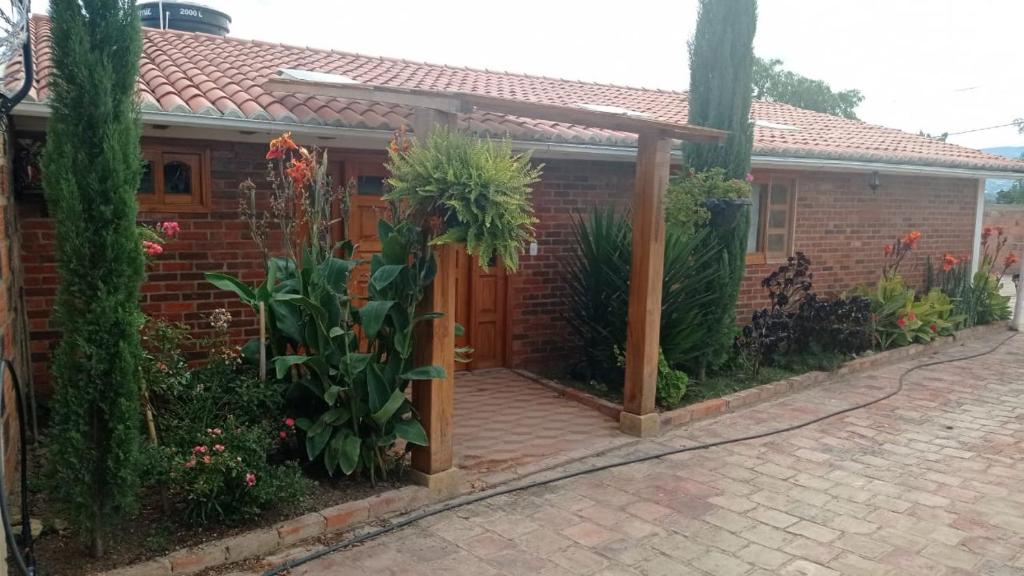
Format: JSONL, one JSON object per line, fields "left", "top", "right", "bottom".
{"left": 331, "top": 150, "right": 515, "bottom": 371}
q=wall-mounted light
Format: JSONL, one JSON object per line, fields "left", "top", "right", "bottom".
{"left": 868, "top": 171, "right": 881, "bottom": 192}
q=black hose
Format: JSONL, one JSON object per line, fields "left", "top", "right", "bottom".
{"left": 0, "top": 359, "right": 34, "bottom": 576}
{"left": 263, "top": 332, "right": 1019, "bottom": 576}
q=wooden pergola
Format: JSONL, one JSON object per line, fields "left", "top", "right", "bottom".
{"left": 264, "top": 75, "right": 727, "bottom": 488}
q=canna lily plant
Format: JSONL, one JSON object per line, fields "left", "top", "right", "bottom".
{"left": 205, "top": 133, "right": 439, "bottom": 481}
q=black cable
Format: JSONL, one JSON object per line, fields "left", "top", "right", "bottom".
{"left": 0, "top": 359, "right": 35, "bottom": 576}
{"left": 264, "top": 332, "right": 1019, "bottom": 576}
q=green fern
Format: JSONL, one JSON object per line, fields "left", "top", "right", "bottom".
{"left": 385, "top": 128, "right": 541, "bottom": 271}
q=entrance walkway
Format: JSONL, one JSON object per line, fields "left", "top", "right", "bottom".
{"left": 453, "top": 369, "right": 628, "bottom": 477}
{"left": 252, "top": 330, "right": 1024, "bottom": 575}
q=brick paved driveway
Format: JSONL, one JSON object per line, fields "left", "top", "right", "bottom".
{"left": 268, "top": 331, "right": 1024, "bottom": 575}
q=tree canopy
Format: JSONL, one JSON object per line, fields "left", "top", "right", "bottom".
{"left": 753, "top": 57, "right": 864, "bottom": 120}
{"left": 996, "top": 180, "right": 1024, "bottom": 204}
{"left": 684, "top": 0, "right": 757, "bottom": 180}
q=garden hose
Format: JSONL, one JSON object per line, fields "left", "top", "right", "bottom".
{"left": 0, "top": 359, "right": 35, "bottom": 576}
{"left": 255, "top": 331, "right": 1014, "bottom": 576}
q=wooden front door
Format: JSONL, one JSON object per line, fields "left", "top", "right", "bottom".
{"left": 337, "top": 157, "right": 507, "bottom": 371}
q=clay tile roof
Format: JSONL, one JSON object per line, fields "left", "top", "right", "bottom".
{"left": 10, "top": 15, "right": 1024, "bottom": 174}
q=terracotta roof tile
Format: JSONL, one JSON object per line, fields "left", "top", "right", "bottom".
{"left": 9, "top": 15, "right": 1024, "bottom": 173}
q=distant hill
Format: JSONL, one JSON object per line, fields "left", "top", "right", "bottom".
{"left": 982, "top": 147, "right": 1024, "bottom": 198}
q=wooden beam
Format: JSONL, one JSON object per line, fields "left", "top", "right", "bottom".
{"left": 263, "top": 77, "right": 727, "bottom": 143}
{"left": 411, "top": 108, "right": 459, "bottom": 480}
{"left": 622, "top": 132, "right": 671, "bottom": 425}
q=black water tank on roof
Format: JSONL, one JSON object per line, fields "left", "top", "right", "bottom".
{"left": 139, "top": 2, "right": 232, "bottom": 36}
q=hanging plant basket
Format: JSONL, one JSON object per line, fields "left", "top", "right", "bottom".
{"left": 706, "top": 197, "right": 751, "bottom": 229}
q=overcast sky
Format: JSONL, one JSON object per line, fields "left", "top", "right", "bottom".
{"left": 32, "top": 0, "right": 1024, "bottom": 151}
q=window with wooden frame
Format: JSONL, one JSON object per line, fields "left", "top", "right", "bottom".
{"left": 747, "top": 175, "right": 797, "bottom": 264}
{"left": 137, "top": 146, "right": 211, "bottom": 211}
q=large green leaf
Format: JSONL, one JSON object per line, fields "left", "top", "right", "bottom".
{"left": 394, "top": 418, "right": 429, "bottom": 446}
{"left": 359, "top": 300, "right": 396, "bottom": 340}
{"left": 205, "top": 273, "right": 257, "bottom": 305}
{"left": 371, "top": 265, "right": 405, "bottom": 290}
{"left": 274, "top": 355, "right": 309, "bottom": 380}
{"left": 269, "top": 299, "right": 303, "bottom": 343}
{"left": 337, "top": 432, "right": 361, "bottom": 475}
{"left": 321, "top": 257, "right": 356, "bottom": 290}
{"left": 366, "top": 363, "right": 390, "bottom": 413}
{"left": 306, "top": 426, "right": 332, "bottom": 460}
{"left": 400, "top": 365, "right": 446, "bottom": 381}
{"left": 371, "top": 389, "right": 407, "bottom": 426}
{"left": 381, "top": 233, "right": 406, "bottom": 265}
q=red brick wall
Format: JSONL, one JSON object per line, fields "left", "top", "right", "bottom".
{"left": 736, "top": 172, "right": 979, "bottom": 321}
{"left": 19, "top": 133, "right": 981, "bottom": 388}
{"left": 20, "top": 137, "right": 270, "bottom": 395}
{"left": 1, "top": 130, "right": 31, "bottom": 504}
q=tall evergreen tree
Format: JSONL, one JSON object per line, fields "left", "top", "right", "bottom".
{"left": 42, "top": 0, "right": 145, "bottom": 557}
{"left": 685, "top": 0, "right": 757, "bottom": 179}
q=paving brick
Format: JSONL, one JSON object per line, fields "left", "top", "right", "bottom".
{"left": 274, "top": 512, "right": 326, "bottom": 546}
{"left": 239, "top": 332, "right": 1024, "bottom": 576}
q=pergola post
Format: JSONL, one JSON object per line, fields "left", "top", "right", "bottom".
{"left": 620, "top": 131, "right": 671, "bottom": 437}
{"left": 410, "top": 108, "right": 461, "bottom": 491}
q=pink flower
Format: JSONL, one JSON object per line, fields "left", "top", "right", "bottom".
{"left": 192, "top": 445, "right": 208, "bottom": 454}
{"left": 212, "top": 428, "right": 222, "bottom": 436}
{"left": 213, "top": 444, "right": 226, "bottom": 453}
{"left": 159, "top": 221, "right": 181, "bottom": 238}
{"left": 283, "top": 417, "right": 295, "bottom": 428}
{"left": 202, "top": 455, "right": 212, "bottom": 464}
{"left": 745, "top": 173, "right": 754, "bottom": 183}
{"left": 184, "top": 459, "right": 196, "bottom": 468}
{"left": 245, "top": 472, "right": 257, "bottom": 487}
{"left": 897, "top": 317, "right": 907, "bottom": 328}
{"left": 279, "top": 431, "right": 288, "bottom": 439}
{"left": 142, "top": 240, "right": 163, "bottom": 256}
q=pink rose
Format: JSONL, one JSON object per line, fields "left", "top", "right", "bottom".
{"left": 202, "top": 455, "right": 212, "bottom": 464}
{"left": 159, "top": 221, "right": 181, "bottom": 238}
{"left": 212, "top": 428, "right": 222, "bottom": 436}
{"left": 214, "top": 444, "right": 225, "bottom": 453}
{"left": 142, "top": 240, "right": 163, "bottom": 256}
{"left": 192, "top": 445, "right": 207, "bottom": 454}
{"left": 745, "top": 173, "right": 754, "bottom": 183}
{"left": 279, "top": 431, "right": 288, "bottom": 439}
{"left": 284, "top": 417, "right": 295, "bottom": 428}
{"left": 184, "top": 459, "right": 196, "bottom": 468}
{"left": 245, "top": 472, "right": 257, "bottom": 487}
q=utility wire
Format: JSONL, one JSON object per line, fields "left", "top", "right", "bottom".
{"left": 263, "top": 332, "right": 1019, "bottom": 576}
{"left": 946, "top": 121, "right": 1021, "bottom": 136}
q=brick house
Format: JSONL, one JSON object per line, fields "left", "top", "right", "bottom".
{"left": 8, "top": 17, "right": 1024, "bottom": 395}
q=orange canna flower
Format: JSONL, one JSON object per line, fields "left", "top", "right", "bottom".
{"left": 884, "top": 244, "right": 893, "bottom": 257}
{"left": 982, "top": 227, "right": 993, "bottom": 241}
{"left": 942, "top": 253, "right": 957, "bottom": 272}
{"left": 1005, "top": 251, "right": 1020, "bottom": 268}
{"left": 286, "top": 158, "right": 312, "bottom": 189}
{"left": 266, "top": 132, "right": 299, "bottom": 160}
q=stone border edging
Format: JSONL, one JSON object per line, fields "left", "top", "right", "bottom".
{"left": 101, "top": 484, "right": 443, "bottom": 576}
{"left": 518, "top": 322, "right": 1011, "bottom": 432}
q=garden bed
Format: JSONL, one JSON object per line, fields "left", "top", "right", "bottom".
{"left": 526, "top": 322, "right": 1010, "bottom": 431}
{"left": 28, "top": 446, "right": 411, "bottom": 576}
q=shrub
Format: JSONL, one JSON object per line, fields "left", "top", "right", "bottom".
{"left": 172, "top": 422, "right": 310, "bottom": 525}
{"left": 43, "top": 0, "right": 146, "bottom": 554}
{"left": 656, "top": 352, "right": 689, "bottom": 407}
{"left": 791, "top": 293, "right": 872, "bottom": 355}
{"left": 384, "top": 127, "right": 541, "bottom": 270}
{"left": 565, "top": 207, "right": 722, "bottom": 384}
{"left": 665, "top": 167, "right": 750, "bottom": 237}
{"left": 865, "top": 276, "right": 958, "bottom": 349}
{"left": 737, "top": 252, "right": 872, "bottom": 375}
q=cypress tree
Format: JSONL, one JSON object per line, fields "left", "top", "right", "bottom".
{"left": 42, "top": 0, "right": 145, "bottom": 557}
{"left": 685, "top": 0, "right": 757, "bottom": 179}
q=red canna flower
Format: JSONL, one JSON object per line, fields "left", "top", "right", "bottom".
{"left": 982, "top": 227, "right": 993, "bottom": 242}
{"left": 942, "top": 253, "right": 957, "bottom": 272}
{"left": 1005, "top": 252, "right": 1019, "bottom": 268}
{"left": 897, "top": 316, "right": 907, "bottom": 328}
{"left": 930, "top": 323, "right": 938, "bottom": 333}
{"left": 286, "top": 158, "right": 312, "bottom": 189}
{"left": 907, "top": 312, "right": 916, "bottom": 322}
{"left": 884, "top": 244, "right": 893, "bottom": 257}
{"left": 266, "top": 132, "right": 299, "bottom": 160}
